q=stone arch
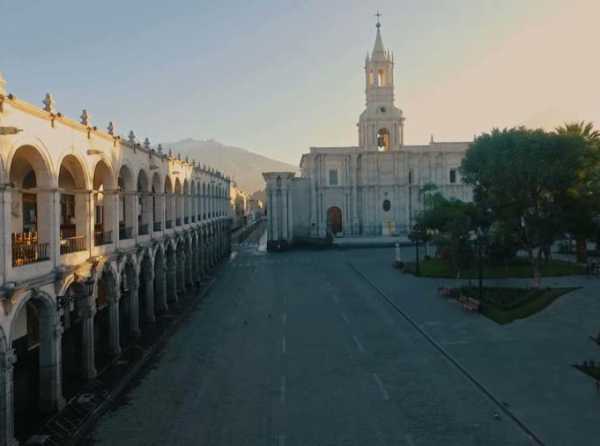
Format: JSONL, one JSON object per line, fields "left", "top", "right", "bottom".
{"left": 151, "top": 172, "right": 162, "bottom": 231}
{"left": 94, "top": 264, "right": 118, "bottom": 372}
{"left": 175, "top": 238, "right": 186, "bottom": 296}
{"left": 165, "top": 241, "right": 177, "bottom": 304}
{"left": 153, "top": 244, "right": 167, "bottom": 313}
{"left": 118, "top": 164, "right": 136, "bottom": 239}
{"left": 118, "top": 256, "right": 138, "bottom": 349}
{"left": 175, "top": 178, "right": 183, "bottom": 226}
{"left": 9, "top": 289, "right": 63, "bottom": 440}
{"left": 93, "top": 159, "right": 116, "bottom": 246}
{"left": 138, "top": 249, "right": 155, "bottom": 327}
{"left": 137, "top": 169, "right": 151, "bottom": 235}
{"left": 9, "top": 145, "right": 55, "bottom": 265}
{"left": 58, "top": 154, "right": 89, "bottom": 252}
{"left": 183, "top": 179, "right": 190, "bottom": 224}
{"left": 164, "top": 176, "right": 174, "bottom": 228}
{"left": 190, "top": 180, "right": 196, "bottom": 222}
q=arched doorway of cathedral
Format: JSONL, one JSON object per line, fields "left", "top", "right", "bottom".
{"left": 377, "top": 128, "right": 390, "bottom": 151}
{"left": 95, "top": 267, "right": 116, "bottom": 373}
{"left": 61, "top": 281, "right": 87, "bottom": 399}
{"left": 327, "top": 207, "right": 343, "bottom": 235}
{"left": 12, "top": 291, "right": 62, "bottom": 440}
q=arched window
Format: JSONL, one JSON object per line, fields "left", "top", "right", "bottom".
{"left": 377, "top": 69, "right": 385, "bottom": 86}
{"left": 377, "top": 128, "right": 390, "bottom": 151}
{"left": 368, "top": 70, "right": 374, "bottom": 86}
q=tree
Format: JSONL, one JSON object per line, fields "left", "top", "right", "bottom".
{"left": 554, "top": 121, "right": 600, "bottom": 261}
{"left": 461, "top": 127, "right": 585, "bottom": 286}
{"left": 416, "top": 192, "right": 477, "bottom": 278}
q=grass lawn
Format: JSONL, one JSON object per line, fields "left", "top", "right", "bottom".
{"left": 406, "top": 257, "right": 585, "bottom": 279}
{"left": 573, "top": 364, "right": 600, "bottom": 381}
{"left": 459, "top": 286, "right": 578, "bottom": 324}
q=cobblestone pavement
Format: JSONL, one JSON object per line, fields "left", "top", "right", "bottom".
{"left": 84, "top": 245, "right": 600, "bottom": 446}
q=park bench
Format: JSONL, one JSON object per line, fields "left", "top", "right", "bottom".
{"left": 458, "top": 295, "right": 480, "bottom": 312}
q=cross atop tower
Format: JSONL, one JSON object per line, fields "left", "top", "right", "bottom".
{"left": 375, "top": 11, "right": 382, "bottom": 29}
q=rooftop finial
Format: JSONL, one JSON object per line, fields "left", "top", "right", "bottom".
{"left": 375, "top": 10, "right": 382, "bottom": 29}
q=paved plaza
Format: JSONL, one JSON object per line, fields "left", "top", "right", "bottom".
{"left": 84, "top": 243, "right": 600, "bottom": 446}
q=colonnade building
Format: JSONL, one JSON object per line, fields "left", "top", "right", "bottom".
{"left": 0, "top": 73, "right": 232, "bottom": 444}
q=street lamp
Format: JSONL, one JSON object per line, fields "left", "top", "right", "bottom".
{"left": 409, "top": 224, "right": 424, "bottom": 276}
{"left": 469, "top": 227, "right": 485, "bottom": 301}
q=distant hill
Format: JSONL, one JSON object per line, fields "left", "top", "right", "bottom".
{"left": 164, "top": 138, "right": 298, "bottom": 194}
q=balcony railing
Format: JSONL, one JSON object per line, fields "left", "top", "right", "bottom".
{"left": 60, "top": 235, "right": 86, "bottom": 255}
{"left": 184, "top": 217, "right": 189, "bottom": 225}
{"left": 165, "top": 220, "right": 173, "bottom": 229}
{"left": 176, "top": 218, "right": 182, "bottom": 226}
{"left": 153, "top": 221, "right": 162, "bottom": 232}
{"left": 12, "top": 233, "right": 50, "bottom": 267}
{"left": 119, "top": 226, "right": 133, "bottom": 240}
{"left": 94, "top": 230, "right": 113, "bottom": 246}
{"left": 138, "top": 223, "right": 149, "bottom": 236}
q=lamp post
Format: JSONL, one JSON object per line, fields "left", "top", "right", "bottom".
{"left": 409, "top": 224, "right": 424, "bottom": 277}
{"left": 470, "top": 227, "right": 485, "bottom": 300}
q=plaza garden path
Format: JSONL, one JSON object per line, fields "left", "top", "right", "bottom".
{"left": 83, "top": 243, "right": 600, "bottom": 446}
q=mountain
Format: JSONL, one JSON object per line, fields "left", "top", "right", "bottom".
{"left": 164, "top": 138, "right": 298, "bottom": 194}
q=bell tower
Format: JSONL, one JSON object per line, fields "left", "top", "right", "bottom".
{"left": 358, "top": 14, "right": 405, "bottom": 151}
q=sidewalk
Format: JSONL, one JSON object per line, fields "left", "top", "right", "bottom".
{"left": 26, "top": 276, "right": 218, "bottom": 446}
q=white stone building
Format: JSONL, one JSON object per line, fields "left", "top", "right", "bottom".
{"left": 0, "top": 72, "right": 232, "bottom": 444}
{"left": 264, "top": 21, "right": 471, "bottom": 249}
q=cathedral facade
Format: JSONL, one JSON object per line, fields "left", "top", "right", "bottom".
{"left": 264, "top": 22, "right": 472, "bottom": 249}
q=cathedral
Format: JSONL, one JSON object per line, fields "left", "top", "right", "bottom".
{"left": 263, "top": 20, "right": 472, "bottom": 249}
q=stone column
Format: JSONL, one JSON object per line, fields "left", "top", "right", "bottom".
{"left": 167, "top": 261, "right": 177, "bottom": 303}
{"left": 80, "top": 303, "right": 97, "bottom": 380}
{"left": 143, "top": 269, "right": 156, "bottom": 323}
{"left": 38, "top": 315, "right": 65, "bottom": 413}
{"left": 108, "top": 291, "right": 121, "bottom": 356}
{"left": 155, "top": 262, "right": 168, "bottom": 313}
{"left": 176, "top": 254, "right": 185, "bottom": 296}
{"left": 185, "top": 248, "right": 193, "bottom": 289}
{"left": 0, "top": 349, "right": 18, "bottom": 446}
{"left": 129, "top": 279, "right": 140, "bottom": 338}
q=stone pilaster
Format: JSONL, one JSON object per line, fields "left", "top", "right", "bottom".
{"left": 155, "top": 263, "right": 168, "bottom": 312}
{"left": 0, "top": 349, "right": 19, "bottom": 446}
{"left": 143, "top": 270, "right": 156, "bottom": 323}
{"left": 129, "top": 281, "right": 140, "bottom": 338}
{"left": 79, "top": 303, "right": 97, "bottom": 380}
{"left": 108, "top": 293, "right": 121, "bottom": 356}
{"left": 167, "top": 263, "right": 177, "bottom": 303}
{"left": 38, "top": 319, "right": 66, "bottom": 412}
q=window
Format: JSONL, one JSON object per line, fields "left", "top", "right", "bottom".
{"left": 377, "top": 128, "right": 390, "bottom": 151}
{"left": 329, "top": 169, "right": 338, "bottom": 186}
{"left": 382, "top": 199, "right": 391, "bottom": 212}
{"left": 377, "top": 69, "right": 385, "bottom": 86}
{"left": 449, "top": 169, "right": 457, "bottom": 184}
{"left": 408, "top": 169, "right": 413, "bottom": 185}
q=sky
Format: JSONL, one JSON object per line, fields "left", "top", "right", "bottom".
{"left": 2, "top": 0, "right": 599, "bottom": 165}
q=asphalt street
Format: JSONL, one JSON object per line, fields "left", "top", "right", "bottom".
{"left": 85, "top": 242, "right": 557, "bottom": 446}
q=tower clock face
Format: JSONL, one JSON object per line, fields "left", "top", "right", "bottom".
{"left": 379, "top": 106, "right": 386, "bottom": 113}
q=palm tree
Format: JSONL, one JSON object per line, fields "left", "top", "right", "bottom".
{"left": 555, "top": 121, "right": 600, "bottom": 261}
{"left": 556, "top": 121, "right": 600, "bottom": 142}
